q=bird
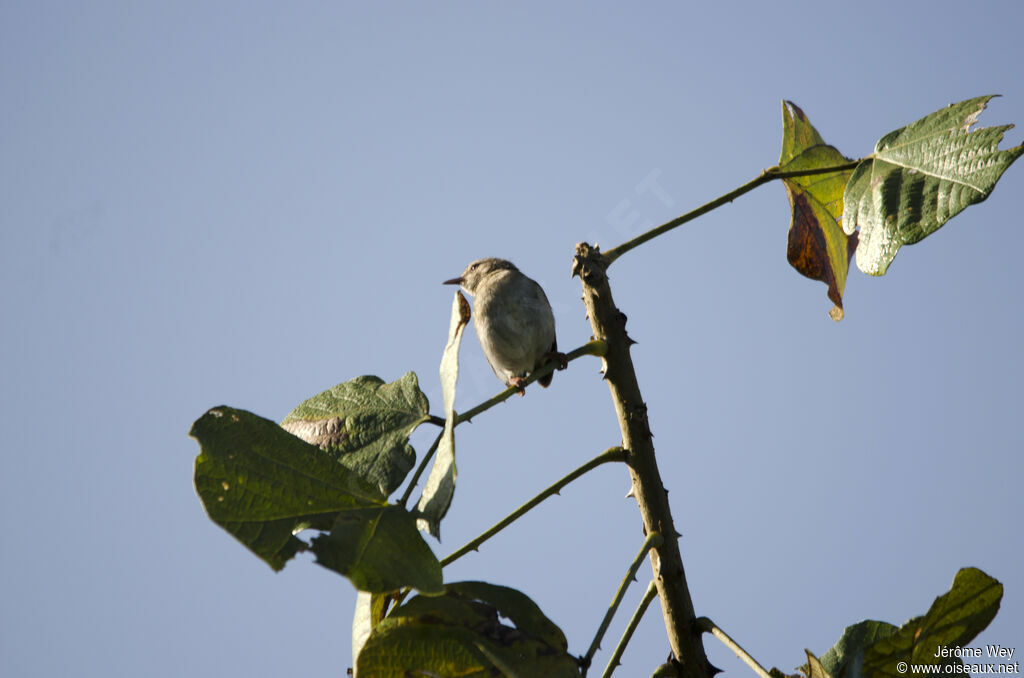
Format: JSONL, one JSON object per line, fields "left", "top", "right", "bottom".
{"left": 444, "top": 258, "right": 562, "bottom": 393}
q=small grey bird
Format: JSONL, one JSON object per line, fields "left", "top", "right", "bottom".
{"left": 444, "top": 258, "right": 560, "bottom": 392}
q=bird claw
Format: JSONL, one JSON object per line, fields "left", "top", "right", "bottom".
{"left": 544, "top": 351, "right": 569, "bottom": 371}
{"left": 509, "top": 376, "right": 528, "bottom": 396}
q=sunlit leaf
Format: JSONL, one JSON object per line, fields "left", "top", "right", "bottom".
{"left": 416, "top": 292, "right": 470, "bottom": 538}
{"left": 281, "top": 372, "right": 430, "bottom": 496}
{"left": 779, "top": 101, "right": 857, "bottom": 320}
{"left": 843, "top": 95, "right": 1024, "bottom": 275}
{"left": 860, "top": 568, "right": 1001, "bottom": 678}
{"left": 351, "top": 591, "right": 375, "bottom": 675}
{"left": 803, "top": 651, "right": 833, "bottom": 678}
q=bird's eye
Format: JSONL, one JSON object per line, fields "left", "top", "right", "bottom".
{"left": 470, "top": 263, "right": 478, "bottom": 270}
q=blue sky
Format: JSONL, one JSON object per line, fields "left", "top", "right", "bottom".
{"left": 2, "top": 2, "right": 1022, "bottom": 676}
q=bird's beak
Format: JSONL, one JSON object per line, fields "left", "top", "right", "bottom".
{"left": 442, "top": 276, "right": 464, "bottom": 286}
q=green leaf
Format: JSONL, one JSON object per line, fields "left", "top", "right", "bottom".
{"left": 779, "top": 101, "right": 857, "bottom": 320}
{"left": 281, "top": 372, "right": 430, "bottom": 497}
{"left": 446, "top": 581, "right": 569, "bottom": 652}
{"left": 416, "top": 292, "right": 470, "bottom": 539}
{"left": 861, "top": 567, "right": 1002, "bottom": 678}
{"left": 310, "top": 505, "right": 443, "bottom": 594}
{"left": 843, "top": 95, "right": 1024, "bottom": 275}
{"left": 814, "top": 620, "right": 898, "bottom": 678}
{"left": 355, "top": 581, "right": 577, "bottom": 678}
{"left": 190, "top": 406, "right": 385, "bottom": 571}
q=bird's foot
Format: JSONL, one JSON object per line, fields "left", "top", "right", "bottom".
{"left": 509, "top": 376, "right": 528, "bottom": 396}
{"left": 544, "top": 351, "right": 569, "bottom": 371}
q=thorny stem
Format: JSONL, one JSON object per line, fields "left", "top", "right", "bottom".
{"left": 582, "top": 532, "right": 664, "bottom": 675}
{"left": 601, "top": 579, "right": 659, "bottom": 678}
{"left": 398, "top": 339, "right": 608, "bottom": 508}
{"left": 695, "top": 618, "right": 772, "bottom": 678}
{"left": 574, "top": 242, "right": 709, "bottom": 678}
{"left": 439, "top": 446, "right": 626, "bottom": 568}
{"left": 601, "top": 161, "right": 860, "bottom": 265}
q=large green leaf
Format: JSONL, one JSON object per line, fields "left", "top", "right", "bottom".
{"left": 779, "top": 101, "right": 857, "bottom": 320}
{"left": 281, "top": 372, "right": 430, "bottom": 497}
{"left": 416, "top": 291, "right": 470, "bottom": 539}
{"left": 843, "top": 95, "right": 1024, "bottom": 275}
{"left": 860, "top": 568, "right": 1002, "bottom": 678}
{"left": 355, "top": 581, "right": 577, "bottom": 678}
{"left": 191, "top": 406, "right": 385, "bottom": 571}
{"left": 311, "top": 505, "right": 443, "bottom": 594}
{"left": 801, "top": 568, "right": 1002, "bottom": 678}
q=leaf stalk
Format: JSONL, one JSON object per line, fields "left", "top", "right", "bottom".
{"left": 399, "top": 339, "right": 608, "bottom": 507}
{"left": 601, "top": 161, "right": 860, "bottom": 265}
{"left": 439, "top": 446, "right": 626, "bottom": 568}
{"left": 583, "top": 533, "right": 664, "bottom": 675}
{"left": 695, "top": 617, "right": 772, "bottom": 678}
{"left": 601, "top": 579, "right": 659, "bottom": 678}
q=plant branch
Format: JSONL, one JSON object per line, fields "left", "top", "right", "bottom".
{"left": 439, "top": 446, "right": 626, "bottom": 568}
{"left": 398, "top": 428, "right": 444, "bottom": 508}
{"left": 573, "top": 243, "right": 711, "bottom": 678}
{"left": 601, "top": 579, "right": 659, "bottom": 678}
{"left": 457, "top": 339, "right": 608, "bottom": 423}
{"left": 601, "top": 161, "right": 860, "bottom": 265}
{"left": 583, "top": 533, "right": 664, "bottom": 675}
{"left": 695, "top": 617, "right": 772, "bottom": 678}
{"left": 400, "top": 339, "right": 608, "bottom": 507}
